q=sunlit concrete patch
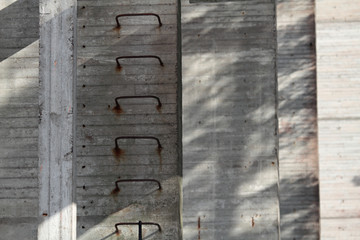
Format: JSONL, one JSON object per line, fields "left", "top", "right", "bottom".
{"left": 0, "top": 0, "right": 18, "bottom": 11}
{"left": 0, "top": 40, "right": 39, "bottom": 105}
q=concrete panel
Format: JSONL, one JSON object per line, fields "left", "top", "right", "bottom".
{"left": 38, "top": 0, "right": 77, "bottom": 239}
{"left": 276, "top": 0, "right": 319, "bottom": 239}
{"left": 0, "top": 0, "right": 39, "bottom": 239}
{"left": 76, "top": 0, "right": 181, "bottom": 239}
{"left": 316, "top": 0, "right": 360, "bottom": 239}
{"left": 181, "top": 0, "right": 279, "bottom": 239}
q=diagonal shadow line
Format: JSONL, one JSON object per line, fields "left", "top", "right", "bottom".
{"left": 0, "top": 0, "right": 39, "bottom": 62}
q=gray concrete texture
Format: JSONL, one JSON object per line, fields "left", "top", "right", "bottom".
{"left": 4, "top": 0, "right": 353, "bottom": 239}
{"left": 277, "top": 0, "right": 319, "bottom": 239}
{"left": 316, "top": 0, "right": 360, "bottom": 238}
{"left": 181, "top": 0, "right": 279, "bottom": 239}
{"left": 0, "top": 0, "right": 39, "bottom": 239}
{"left": 76, "top": 0, "right": 181, "bottom": 239}
{"left": 37, "top": 0, "right": 77, "bottom": 239}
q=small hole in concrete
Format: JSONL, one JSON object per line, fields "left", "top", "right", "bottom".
{"left": 82, "top": 25, "right": 86, "bottom": 28}
{"left": 82, "top": 84, "right": 86, "bottom": 88}
{"left": 82, "top": 145, "right": 86, "bottom": 148}
{"left": 83, "top": 104, "right": 86, "bottom": 108}
{"left": 82, "top": 45, "right": 86, "bottom": 48}
{"left": 83, "top": 65, "right": 86, "bottom": 68}
{"left": 82, "top": 124, "right": 86, "bottom": 128}
{"left": 82, "top": 166, "right": 86, "bottom": 169}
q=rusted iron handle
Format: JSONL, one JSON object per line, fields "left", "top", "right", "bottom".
{"left": 116, "top": 55, "right": 164, "bottom": 67}
{"left": 115, "top": 13, "right": 162, "bottom": 27}
{"left": 114, "top": 136, "right": 162, "bottom": 149}
{"left": 115, "top": 179, "right": 162, "bottom": 191}
{"left": 115, "top": 96, "right": 162, "bottom": 109}
{"left": 115, "top": 221, "right": 161, "bottom": 239}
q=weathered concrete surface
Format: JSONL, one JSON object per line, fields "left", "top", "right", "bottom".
{"left": 316, "top": 0, "right": 360, "bottom": 239}
{"left": 0, "top": 0, "right": 39, "bottom": 239}
{"left": 38, "top": 0, "right": 77, "bottom": 239}
{"left": 277, "top": 0, "right": 319, "bottom": 239}
{"left": 181, "top": 0, "right": 279, "bottom": 239}
{"left": 76, "top": 0, "right": 181, "bottom": 239}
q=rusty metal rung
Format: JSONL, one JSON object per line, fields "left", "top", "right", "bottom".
{"left": 114, "top": 136, "right": 162, "bottom": 150}
{"left": 115, "top": 221, "right": 161, "bottom": 240}
{"left": 114, "top": 95, "right": 162, "bottom": 109}
{"left": 115, "top": 13, "right": 162, "bottom": 27}
{"left": 116, "top": 55, "right": 164, "bottom": 67}
{"left": 114, "top": 179, "right": 162, "bottom": 191}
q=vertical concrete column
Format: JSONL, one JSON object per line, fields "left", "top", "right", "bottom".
{"left": 38, "top": 0, "right": 77, "bottom": 239}
{"left": 182, "top": 0, "right": 279, "bottom": 239}
{"left": 316, "top": 0, "right": 360, "bottom": 238}
{"left": 276, "top": 0, "right": 319, "bottom": 239}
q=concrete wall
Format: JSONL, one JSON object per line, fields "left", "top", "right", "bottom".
{"left": 181, "top": 0, "right": 279, "bottom": 239}
{"left": 37, "top": 0, "right": 77, "bottom": 239}
{"left": 316, "top": 0, "right": 360, "bottom": 239}
{"left": 75, "top": 0, "right": 181, "bottom": 239}
{"left": 277, "top": 0, "right": 319, "bottom": 239}
{"left": 0, "top": 0, "right": 39, "bottom": 239}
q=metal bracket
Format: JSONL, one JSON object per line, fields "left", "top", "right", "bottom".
{"left": 115, "top": 13, "right": 162, "bottom": 27}
{"left": 114, "top": 95, "right": 162, "bottom": 111}
{"left": 114, "top": 179, "right": 162, "bottom": 191}
{"left": 114, "top": 136, "right": 162, "bottom": 150}
{"left": 116, "top": 55, "right": 164, "bottom": 68}
{"left": 115, "top": 221, "right": 161, "bottom": 240}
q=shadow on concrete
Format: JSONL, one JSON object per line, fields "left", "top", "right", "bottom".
{"left": 352, "top": 176, "right": 360, "bottom": 186}
{"left": 0, "top": 0, "right": 39, "bottom": 240}
{"left": 181, "top": 0, "right": 319, "bottom": 239}
{"left": 277, "top": 1, "right": 320, "bottom": 238}
{"left": 0, "top": 0, "right": 320, "bottom": 239}
{"left": 0, "top": 0, "right": 39, "bottom": 61}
